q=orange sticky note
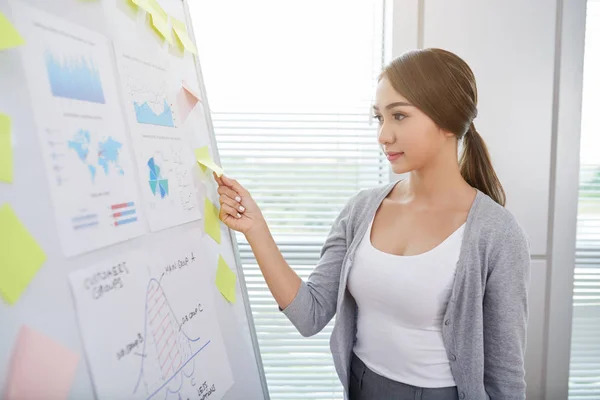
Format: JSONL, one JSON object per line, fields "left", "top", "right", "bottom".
{"left": 204, "top": 197, "right": 221, "bottom": 244}
{"left": 215, "top": 255, "right": 236, "bottom": 303}
{"left": 4, "top": 326, "right": 79, "bottom": 400}
{"left": 176, "top": 81, "right": 201, "bottom": 122}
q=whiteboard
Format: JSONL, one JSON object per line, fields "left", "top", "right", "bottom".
{"left": 0, "top": 0, "right": 269, "bottom": 399}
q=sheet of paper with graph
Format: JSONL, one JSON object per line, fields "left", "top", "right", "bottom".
{"left": 69, "top": 229, "right": 233, "bottom": 400}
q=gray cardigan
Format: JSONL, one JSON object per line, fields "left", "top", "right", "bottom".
{"left": 282, "top": 181, "right": 530, "bottom": 400}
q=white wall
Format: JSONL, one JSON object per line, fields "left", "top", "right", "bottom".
{"left": 389, "top": 1, "right": 586, "bottom": 398}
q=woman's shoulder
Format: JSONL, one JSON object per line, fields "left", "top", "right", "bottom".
{"left": 471, "top": 191, "right": 530, "bottom": 255}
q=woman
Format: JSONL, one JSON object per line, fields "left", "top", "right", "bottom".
{"left": 214, "top": 48, "right": 530, "bottom": 400}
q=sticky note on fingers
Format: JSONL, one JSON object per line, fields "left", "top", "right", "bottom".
{"left": 0, "top": 204, "right": 47, "bottom": 305}
{"left": 195, "top": 146, "right": 224, "bottom": 177}
{"left": 204, "top": 197, "right": 221, "bottom": 244}
{"left": 0, "top": 12, "right": 25, "bottom": 51}
{"left": 4, "top": 326, "right": 79, "bottom": 400}
{"left": 171, "top": 17, "right": 198, "bottom": 54}
{"left": 0, "top": 113, "right": 13, "bottom": 183}
{"left": 215, "top": 255, "right": 236, "bottom": 303}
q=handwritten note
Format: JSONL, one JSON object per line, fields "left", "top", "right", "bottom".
{"left": 0, "top": 113, "right": 13, "bottom": 183}
{"left": 176, "top": 81, "right": 201, "bottom": 122}
{"left": 4, "top": 326, "right": 79, "bottom": 400}
{"left": 171, "top": 17, "right": 198, "bottom": 54}
{"left": 0, "top": 204, "right": 46, "bottom": 305}
{"left": 215, "top": 255, "right": 236, "bottom": 303}
{"left": 0, "top": 12, "right": 25, "bottom": 51}
{"left": 195, "top": 146, "right": 224, "bottom": 177}
{"left": 204, "top": 197, "right": 221, "bottom": 244}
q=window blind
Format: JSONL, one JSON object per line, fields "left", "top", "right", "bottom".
{"left": 568, "top": 1, "right": 600, "bottom": 398}
{"left": 189, "top": 2, "right": 388, "bottom": 398}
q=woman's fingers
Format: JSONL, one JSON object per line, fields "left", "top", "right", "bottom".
{"left": 220, "top": 202, "right": 242, "bottom": 219}
{"left": 218, "top": 186, "right": 242, "bottom": 204}
{"left": 219, "top": 194, "right": 245, "bottom": 214}
{"left": 213, "top": 172, "right": 223, "bottom": 186}
{"left": 221, "top": 175, "right": 249, "bottom": 197}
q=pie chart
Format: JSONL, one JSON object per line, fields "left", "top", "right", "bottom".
{"left": 148, "top": 157, "right": 169, "bottom": 199}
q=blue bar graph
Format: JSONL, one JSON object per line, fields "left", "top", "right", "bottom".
{"left": 115, "top": 217, "right": 138, "bottom": 226}
{"left": 45, "top": 52, "right": 106, "bottom": 104}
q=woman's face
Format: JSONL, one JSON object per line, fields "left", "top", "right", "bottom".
{"left": 373, "top": 77, "right": 453, "bottom": 174}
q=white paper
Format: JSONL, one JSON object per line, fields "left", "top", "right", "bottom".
{"left": 12, "top": 3, "right": 146, "bottom": 256}
{"left": 69, "top": 230, "right": 234, "bottom": 400}
{"left": 113, "top": 44, "right": 202, "bottom": 231}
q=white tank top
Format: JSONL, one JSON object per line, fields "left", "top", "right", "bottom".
{"left": 347, "top": 215, "right": 465, "bottom": 388}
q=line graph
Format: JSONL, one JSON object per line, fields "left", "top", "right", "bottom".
{"left": 134, "top": 277, "right": 210, "bottom": 400}
{"left": 69, "top": 237, "right": 233, "bottom": 399}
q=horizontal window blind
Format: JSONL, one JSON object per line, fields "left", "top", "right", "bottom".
{"left": 569, "top": 1, "right": 600, "bottom": 398}
{"left": 189, "top": 2, "right": 388, "bottom": 399}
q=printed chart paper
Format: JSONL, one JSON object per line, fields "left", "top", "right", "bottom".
{"left": 114, "top": 44, "right": 201, "bottom": 231}
{"left": 12, "top": 3, "right": 146, "bottom": 256}
{"left": 69, "top": 231, "right": 234, "bottom": 400}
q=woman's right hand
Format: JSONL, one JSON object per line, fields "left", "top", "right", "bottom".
{"left": 213, "top": 172, "right": 266, "bottom": 238}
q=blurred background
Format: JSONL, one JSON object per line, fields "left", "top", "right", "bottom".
{"left": 189, "top": 1, "right": 599, "bottom": 399}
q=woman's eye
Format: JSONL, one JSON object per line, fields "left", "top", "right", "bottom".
{"left": 373, "top": 115, "right": 383, "bottom": 123}
{"left": 394, "top": 113, "right": 406, "bottom": 121}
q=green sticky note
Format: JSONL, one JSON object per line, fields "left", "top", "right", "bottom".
{"left": 204, "top": 198, "right": 221, "bottom": 244}
{"left": 0, "top": 12, "right": 25, "bottom": 51}
{"left": 215, "top": 255, "right": 236, "bottom": 303}
{"left": 0, "top": 204, "right": 47, "bottom": 305}
{"left": 0, "top": 114, "right": 13, "bottom": 183}
{"left": 195, "top": 146, "right": 224, "bottom": 177}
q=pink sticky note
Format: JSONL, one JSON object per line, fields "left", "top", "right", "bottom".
{"left": 4, "top": 326, "right": 79, "bottom": 400}
{"left": 176, "top": 81, "right": 202, "bottom": 122}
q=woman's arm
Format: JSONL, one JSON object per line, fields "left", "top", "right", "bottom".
{"left": 483, "top": 220, "right": 531, "bottom": 399}
{"left": 215, "top": 174, "right": 355, "bottom": 337}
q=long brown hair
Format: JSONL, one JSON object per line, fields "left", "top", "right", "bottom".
{"left": 381, "top": 48, "right": 506, "bottom": 206}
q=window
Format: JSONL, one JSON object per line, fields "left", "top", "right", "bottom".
{"left": 189, "top": 2, "right": 388, "bottom": 398}
{"left": 569, "top": 1, "right": 600, "bottom": 398}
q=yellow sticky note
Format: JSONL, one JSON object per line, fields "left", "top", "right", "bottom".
{"left": 195, "top": 146, "right": 224, "bottom": 177}
{"left": 0, "top": 12, "right": 25, "bottom": 51}
{"left": 146, "top": 0, "right": 173, "bottom": 44}
{"left": 0, "top": 204, "right": 47, "bottom": 305}
{"left": 130, "top": 0, "right": 151, "bottom": 10}
{"left": 215, "top": 255, "right": 236, "bottom": 303}
{"left": 204, "top": 198, "right": 221, "bottom": 244}
{"left": 4, "top": 326, "right": 79, "bottom": 400}
{"left": 171, "top": 17, "right": 197, "bottom": 54}
{"left": 0, "top": 114, "right": 13, "bottom": 183}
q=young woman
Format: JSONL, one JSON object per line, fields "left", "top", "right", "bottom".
{"left": 214, "top": 48, "right": 530, "bottom": 400}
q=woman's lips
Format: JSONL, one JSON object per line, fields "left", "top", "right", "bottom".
{"left": 386, "top": 152, "right": 404, "bottom": 161}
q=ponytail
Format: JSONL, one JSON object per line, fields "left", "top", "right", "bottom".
{"left": 459, "top": 123, "right": 506, "bottom": 206}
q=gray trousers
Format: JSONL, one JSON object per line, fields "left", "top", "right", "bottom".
{"left": 349, "top": 353, "right": 459, "bottom": 400}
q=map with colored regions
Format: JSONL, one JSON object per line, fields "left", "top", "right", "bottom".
{"left": 68, "top": 129, "right": 124, "bottom": 183}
